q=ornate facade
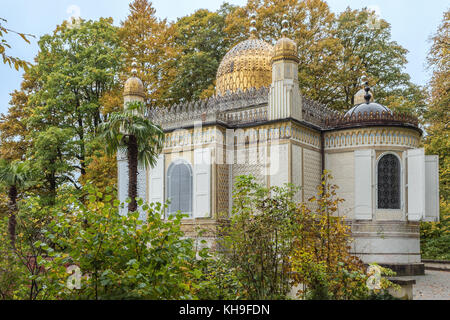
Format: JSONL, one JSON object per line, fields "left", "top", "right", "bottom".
{"left": 117, "top": 20, "right": 440, "bottom": 275}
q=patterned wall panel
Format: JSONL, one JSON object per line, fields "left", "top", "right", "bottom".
{"left": 216, "top": 164, "right": 229, "bottom": 218}
{"left": 232, "top": 145, "right": 266, "bottom": 187}
{"left": 325, "top": 152, "right": 355, "bottom": 217}
{"left": 303, "top": 149, "right": 322, "bottom": 207}
{"left": 292, "top": 144, "right": 303, "bottom": 202}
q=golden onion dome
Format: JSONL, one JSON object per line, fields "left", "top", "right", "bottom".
{"left": 272, "top": 37, "right": 298, "bottom": 63}
{"left": 124, "top": 77, "right": 145, "bottom": 98}
{"left": 124, "top": 61, "right": 145, "bottom": 98}
{"left": 216, "top": 38, "right": 274, "bottom": 96}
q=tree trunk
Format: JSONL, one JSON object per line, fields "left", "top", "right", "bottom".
{"left": 7, "top": 185, "right": 18, "bottom": 249}
{"left": 47, "top": 172, "right": 57, "bottom": 206}
{"left": 127, "top": 135, "right": 139, "bottom": 213}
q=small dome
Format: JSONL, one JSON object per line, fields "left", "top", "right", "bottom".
{"left": 345, "top": 102, "right": 392, "bottom": 117}
{"left": 216, "top": 38, "right": 273, "bottom": 96}
{"left": 272, "top": 37, "right": 298, "bottom": 63}
{"left": 124, "top": 77, "right": 145, "bottom": 98}
{"left": 346, "top": 82, "right": 390, "bottom": 117}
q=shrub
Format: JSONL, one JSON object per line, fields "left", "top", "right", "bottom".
{"left": 218, "top": 175, "right": 299, "bottom": 300}
{"left": 290, "top": 172, "right": 398, "bottom": 300}
{"left": 0, "top": 185, "right": 210, "bottom": 300}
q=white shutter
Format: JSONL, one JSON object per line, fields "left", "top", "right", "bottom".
{"left": 354, "top": 149, "right": 374, "bottom": 220}
{"left": 149, "top": 154, "right": 165, "bottom": 208}
{"left": 425, "top": 155, "right": 439, "bottom": 222}
{"left": 194, "top": 148, "right": 211, "bottom": 218}
{"left": 407, "top": 148, "right": 425, "bottom": 221}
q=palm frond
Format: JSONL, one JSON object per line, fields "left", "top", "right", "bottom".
{"left": 98, "top": 103, "right": 165, "bottom": 169}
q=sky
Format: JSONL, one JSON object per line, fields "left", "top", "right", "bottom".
{"left": 0, "top": 0, "right": 448, "bottom": 115}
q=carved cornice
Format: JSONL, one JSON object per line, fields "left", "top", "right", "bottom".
{"left": 146, "top": 89, "right": 421, "bottom": 136}
{"left": 325, "top": 110, "right": 420, "bottom": 132}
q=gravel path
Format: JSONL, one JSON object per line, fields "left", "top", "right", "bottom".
{"left": 411, "top": 270, "right": 450, "bottom": 300}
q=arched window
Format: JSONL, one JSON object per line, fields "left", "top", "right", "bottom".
{"left": 167, "top": 160, "right": 193, "bottom": 216}
{"left": 377, "top": 154, "right": 401, "bottom": 209}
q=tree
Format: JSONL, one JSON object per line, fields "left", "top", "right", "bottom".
{"left": 224, "top": 1, "right": 419, "bottom": 112}
{"left": 334, "top": 7, "right": 420, "bottom": 111}
{"left": 425, "top": 9, "right": 449, "bottom": 202}
{"left": 28, "top": 127, "right": 76, "bottom": 204}
{"left": 26, "top": 18, "right": 123, "bottom": 185}
{"left": 0, "top": 90, "right": 31, "bottom": 162}
{"left": 79, "top": 152, "right": 118, "bottom": 196}
{"left": 98, "top": 102, "right": 164, "bottom": 212}
{"left": 169, "top": 6, "right": 236, "bottom": 102}
{"left": 0, "top": 55, "right": 39, "bottom": 162}
{"left": 421, "top": 9, "right": 450, "bottom": 260}
{"left": 224, "top": 0, "right": 343, "bottom": 106}
{"left": 0, "top": 160, "right": 33, "bottom": 248}
{"left": 119, "top": 0, "right": 178, "bottom": 106}
{"left": 0, "top": 17, "right": 33, "bottom": 70}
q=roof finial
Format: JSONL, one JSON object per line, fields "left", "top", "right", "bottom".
{"left": 131, "top": 58, "right": 138, "bottom": 77}
{"left": 281, "top": 14, "right": 289, "bottom": 37}
{"left": 364, "top": 82, "right": 372, "bottom": 104}
{"left": 249, "top": 13, "right": 257, "bottom": 38}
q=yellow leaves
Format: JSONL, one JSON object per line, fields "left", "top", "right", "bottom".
{"left": 291, "top": 172, "right": 366, "bottom": 298}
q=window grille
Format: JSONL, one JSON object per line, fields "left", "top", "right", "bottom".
{"left": 377, "top": 154, "right": 401, "bottom": 209}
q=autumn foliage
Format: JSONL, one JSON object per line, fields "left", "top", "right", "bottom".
{"left": 290, "top": 171, "right": 367, "bottom": 299}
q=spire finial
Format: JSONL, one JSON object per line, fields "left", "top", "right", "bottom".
{"left": 364, "top": 82, "right": 372, "bottom": 104}
{"left": 281, "top": 14, "right": 289, "bottom": 37}
{"left": 249, "top": 13, "right": 257, "bottom": 38}
{"left": 131, "top": 58, "right": 138, "bottom": 77}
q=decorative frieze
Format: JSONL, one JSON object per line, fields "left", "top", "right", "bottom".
{"left": 324, "top": 127, "right": 420, "bottom": 150}
{"left": 162, "top": 122, "right": 321, "bottom": 150}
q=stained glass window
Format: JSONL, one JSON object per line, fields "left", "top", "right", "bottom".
{"left": 377, "top": 154, "right": 401, "bottom": 209}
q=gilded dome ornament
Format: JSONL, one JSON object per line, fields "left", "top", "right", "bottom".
{"left": 124, "top": 60, "right": 145, "bottom": 98}
{"left": 215, "top": 14, "right": 273, "bottom": 96}
{"left": 272, "top": 15, "right": 299, "bottom": 63}
{"left": 249, "top": 13, "right": 257, "bottom": 38}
